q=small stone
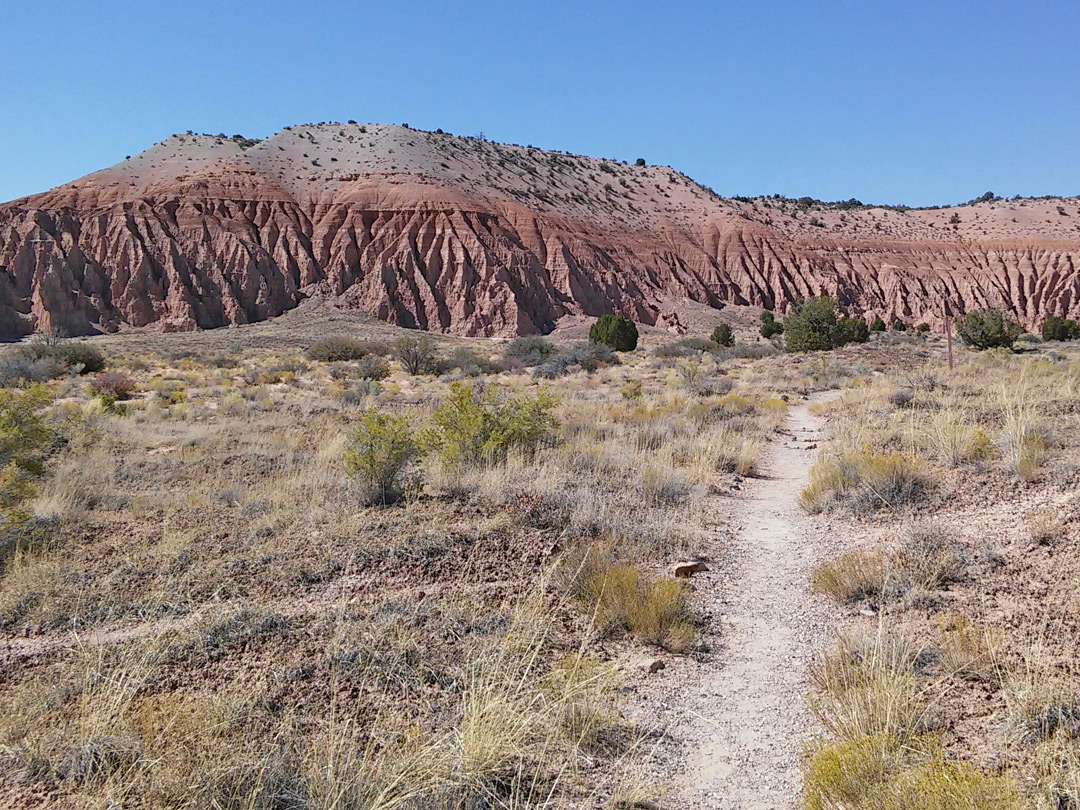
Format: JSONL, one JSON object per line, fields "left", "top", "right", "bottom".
{"left": 642, "top": 659, "right": 666, "bottom": 674}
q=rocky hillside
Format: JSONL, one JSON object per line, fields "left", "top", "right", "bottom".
{"left": 1, "top": 123, "right": 1079, "bottom": 336}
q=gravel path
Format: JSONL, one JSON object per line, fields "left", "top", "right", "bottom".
{"left": 631, "top": 396, "right": 840, "bottom": 808}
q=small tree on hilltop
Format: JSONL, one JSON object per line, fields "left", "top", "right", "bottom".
{"left": 956, "top": 309, "right": 1021, "bottom": 350}
{"left": 589, "top": 314, "right": 638, "bottom": 352}
{"left": 710, "top": 323, "right": 735, "bottom": 347}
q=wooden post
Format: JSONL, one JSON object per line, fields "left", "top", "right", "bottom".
{"left": 943, "top": 297, "right": 954, "bottom": 372}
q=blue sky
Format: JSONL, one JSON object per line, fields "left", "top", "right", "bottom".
{"left": 2, "top": 1, "right": 1077, "bottom": 206}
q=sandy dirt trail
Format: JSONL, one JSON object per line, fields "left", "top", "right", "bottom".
{"left": 659, "top": 397, "right": 837, "bottom": 809}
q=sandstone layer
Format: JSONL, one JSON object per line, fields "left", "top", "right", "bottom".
{"left": 1, "top": 124, "right": 1078, "bottom": 337}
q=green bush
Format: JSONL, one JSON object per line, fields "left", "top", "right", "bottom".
{"left": 916, "top": 323, "right": 931, "bottom": 333}
{"left": 1042, "top": 315, "right": 1080, "bottom": 342}
{"left": 760, "top": 311, "right": 783, "bottom": 339}
{"left": 784, "top": 297, "right": 869, "bottom": 352}
{"left": 834, "top": 317, "right": 869, "bottom": 346}
{"left": 870, "top": 316, "right": 886, "bottom": 332}
{"left": 957, "top": 309, "right": 1021, "bottom": 350}
{"left": 710, "top": 323, "right": 734, "bottom": 347}
{"left": 784, "top": 297, "right": 838, "bottom": 351}
{"left": 343, "top": 410, "right": 417, "bottom": 505}
{"left": 421, "top": 382, "right": 558, "bottom": 466}
{"left": 588, "top": 314, "right": 638, "bottom": 352}
{"left": 892, "top": 320, "right": 907, "bottom": 332}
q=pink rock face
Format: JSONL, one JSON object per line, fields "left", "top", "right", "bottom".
{"left": 1, "top": 124, "right": 1078, "bottom": 337}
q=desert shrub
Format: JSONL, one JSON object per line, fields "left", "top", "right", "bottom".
{"left": 811, "top": 548, "right": 885, "bottom": 602}
{"left": 16, "top": 337, "right": 105, "bottom": 374}
{"left": 447, "top": 347, "right": 497, "bottom": 376}
{"left": 654, "top": 338, "right": 717, "bottom": 358}
{"left": 0, "top": 386, "right": 53, "bottom": 535}
{"left": 887, "top": 388, "right": 914, "bottom": 408}
{"left": 1043, "top": 315, "right": 1080, "bottom": 342}
{"left": 891, "top": 523, "right": 967, "bottom": 591}
{"left": 421, "top": 382, "right": 558, "bottom": 466}
{"left": 88, "top": 371, "right": 137, "bottom": 402}
{"left": 0, "top": 340, "right": 105, "bottom": 385}
{"left": 533, "top": 342, "right": 616, "bottom": 379}
{"left": 710, "top": 323, "right": 734, "bottom": 347}
{"left": 0, "top": 354, "right": 63, "bottom": 386}
{"left": 892, "top": 320, "right": 907, "bottom": 332}
{"left": 1026, "top": 509, "right": 1065, "bottom": 545}
{"left": 355, "top": 355, "right": 391, "bottom": 380}
{"left": 957, "top": 308, "right": 1021, "bottom": 350}
{"left": 870, "top": 316, "right": 886, "bottom": 332}
{"left": 582, "top": 564, "right": 695, "bottom": 651}
{"left": 784, "top": 297, "right": 839, "bottom": 352}
{"left": 916, "top": 322, "right": 931, "bottom": 333}
{"left": 343, "top": 410, "right": 418, "bottom": 505}
{"left": 504, "top": 336, "right": 556, "bottom": 367}
{"left": 394, "top": 334, "right": 438, "bottom": 375}
{"left": 760, "top": 310, "right": 783, "bottom": 338}
{"left": 782, "top": 296, "right": 866, "bottom": 351}
{"left": 588, "top": 314, "right": 638, "bottom": 352}
{"left": 805, "top": 734, "right": 1022, "bottom": 810}
{"left": 833, "top": 316, "right": 870, "bottom": 346}
{"left": 800, "top": 450, "right": 926, "bottom": 513}
{"left": 306, "top": 336, "right": 372, "bottom": 361}
{"left": 620, "top": 380, "right": 643, "bottom": 401}
{"left": 52, "top": 342, "right": 106, "bottom": 373}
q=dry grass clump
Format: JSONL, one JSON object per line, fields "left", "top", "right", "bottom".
{"left": 891, "top": 522, "right": 968, "bottom": 592}
{"left": 582, "top": 563, "right": 696, "bottom": 652}
{"left": 808, "top": 631, "right": 927, "bottom": 741}
{"left": 804, "top": 631, "right": 1022, "bottom": 809}
{"left": 811, "top": 523, "right": 967, "bottom": 606}
{"left": 800, "top": 449, "right": 926, "bottom": 514}
{"left": 810, "top": 548, "right": 886, "bottom": 602}
{"left": 935, "top": 613, "right": 1002, "bottom": 680}
{"left": 1026, "top": 508, "right": 1066, "bottom": 546}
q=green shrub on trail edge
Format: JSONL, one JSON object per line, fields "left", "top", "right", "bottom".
{"left": 420, "top": 381, "right": 558, "bottom": 466}
{"left": 589, "top": 314, "right": 638, "bottom": 352}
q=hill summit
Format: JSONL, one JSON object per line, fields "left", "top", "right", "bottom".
{"left": 1, "top": 122, "right": 1078, "bottom": 336}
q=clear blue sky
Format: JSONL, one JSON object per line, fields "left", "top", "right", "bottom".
{"left": 3, "top": 1, "right": 1077, "bottom": 206}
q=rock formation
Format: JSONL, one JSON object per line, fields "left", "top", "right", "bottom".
{"left": 1, "top": 123, "right": 1078, "bottom": 337}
